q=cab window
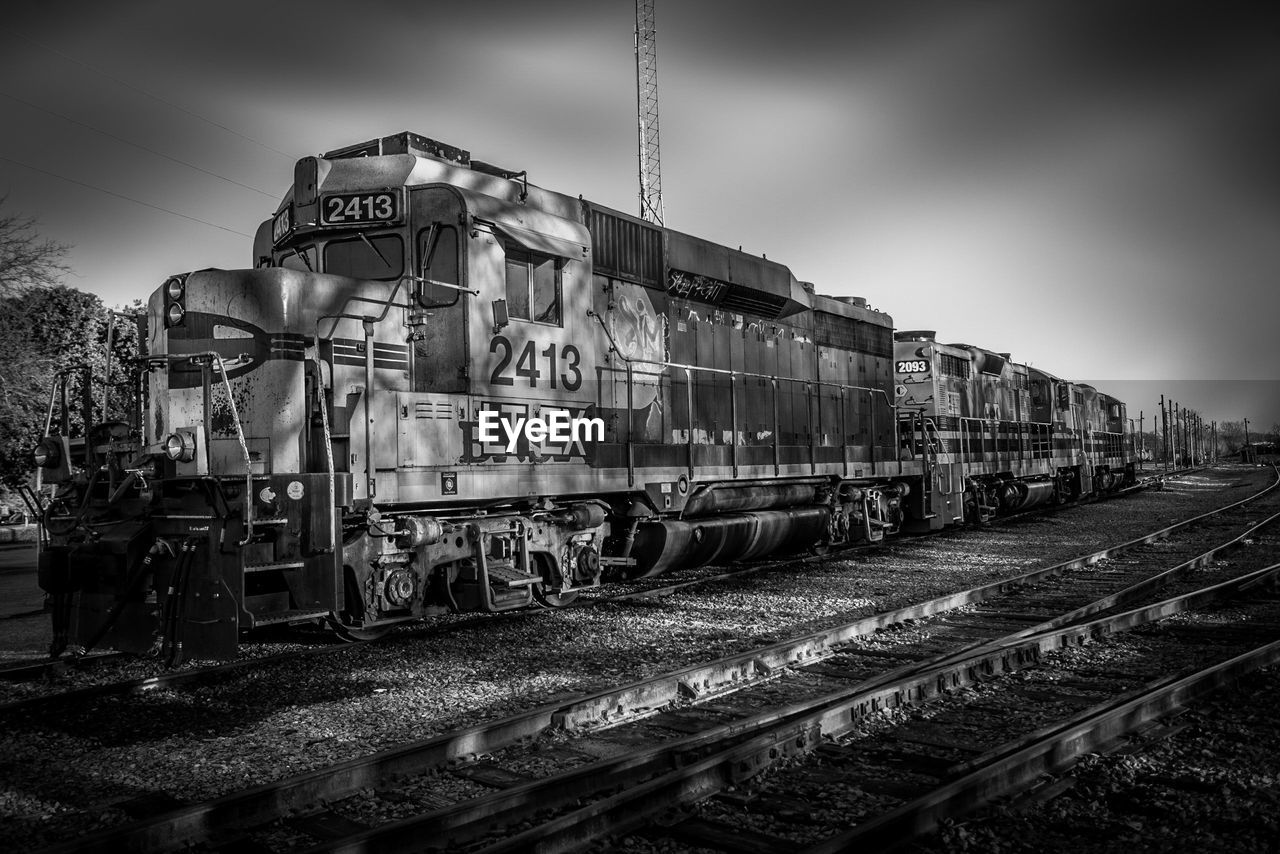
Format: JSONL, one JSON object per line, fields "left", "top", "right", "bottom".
{"left": 278, "top": 245, "right": 316, "bottom": 273}
{"left": 323, "top": 234, "right": 403, "bottom": 280}
{"left": 505, "top": 247, "right": 561, "bottom": 325}
{"left": 417, "top": 225, "right": 459, "bottom": 307}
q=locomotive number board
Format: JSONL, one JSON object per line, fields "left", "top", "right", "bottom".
{"left": 319, "top": 191, "right": 401, "bottom": 227}
{"left": 896, "top": 359, "right": 931, "bottom": 374}
{"left": 271, "top": 205, "right": 293, "bottom": 244}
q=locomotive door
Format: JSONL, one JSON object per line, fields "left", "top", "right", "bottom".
{"left": 408, "top": 187, "right": 469, "bottom": 394}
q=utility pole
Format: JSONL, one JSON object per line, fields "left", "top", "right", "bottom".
{"left": 1186, "top": 411, "right": 1192, "bottom": 465}
{"left": 1159, "top": 395, "right": 1168, "bottom": 471}
{"left": 1174, "top": 402, "right": 1181, "bottom": 467}
{"left": 635, "top": 0, "right": 664, "bottom": 225}
{"left": 1138, "top": 410, "right": 1145, "bottom": 470}
{"left": 1184, "top": 409, "right": 1190, "bottom": 465}
{"left": 1192, "top": 414, "right": 1198, "bottom": 464}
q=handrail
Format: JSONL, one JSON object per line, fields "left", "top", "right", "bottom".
{"left": 315, "top": 276, "right": 412, "bottom": 340}
{"left": 314, "top": 276, "right": 412, "bottom": 511}
{"left": 35, "top": 365, "right": 94, "bottom": 497}
{"left": 170, "top": 352, "right": 256, "bottom": 546}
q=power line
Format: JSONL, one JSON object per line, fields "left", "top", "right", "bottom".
{"left": 1, "top": 92, "right": 278, "bottom": 199}
{"left": 0, "top": 154, "right": 254, "bottom": 238}
{"left": 9, "top": 30, "right": 296, "bottom": 162}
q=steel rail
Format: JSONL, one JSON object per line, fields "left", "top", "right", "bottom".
{"left": 458, "top": 559, "right": 1280, "bottom": 854}
{"left": 0, "top": 610, "right": 543, "bottom": 717}
{"left": 801, "top": 637, "right": 1280, "bottom": 852}
{"left": 0, "top": 651, "right": 131, "bottom": 682}
{"left": 34, "top": 470, "right": 1277, "bottom": 853}
{"left": 887, "top": 482, "right": 1280, "bottom": 679}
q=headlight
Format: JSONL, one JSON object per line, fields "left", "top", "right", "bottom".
{"left": 163, "top": 431, "right": 196, "bottom": 463}
{"left": 32, "top": 437, "right": 59, "bottom": 468}
{"left": 165, "top": 276, "right": 185, "bottom": 301}
{"left": 166, "top": 303, "right": 185, "bottom": 326}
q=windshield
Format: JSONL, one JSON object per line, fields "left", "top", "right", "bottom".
{"left": 277, "top": 245, "right": 316, "bottom": 272}
{"left": 323, "top": 234, "right": 404, "bottom": 280}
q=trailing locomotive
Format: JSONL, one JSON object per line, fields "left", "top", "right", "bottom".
{"left": 31, "top": 131, "right": 1135, "bottom": 661}
{"left": 893, "top": 333, "right": 1133, "bottom": 526}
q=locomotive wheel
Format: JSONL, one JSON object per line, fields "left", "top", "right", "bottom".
{"left": 532, "top": 587, "right": 580, "bottom": 608}
{"left": 530, "top": 552, "right": 581, "bottom": 607}
{"left": 325, "top": 614, "right": 394, "bottom": 643}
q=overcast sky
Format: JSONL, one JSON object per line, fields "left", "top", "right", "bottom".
{"left": 1, "top": 1, "right": 1277, "bottom": 429}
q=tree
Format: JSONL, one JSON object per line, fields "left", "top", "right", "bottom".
{"left": 1218, "top": 420, "right": 1245, "bottom": 455}
{"left": 0, "top": 200, "right": 142, "bottom": 489}
{"left": 0, "top": 197, "right": 69, "bottom": 296}
{"left": 0, "top": 287, "right": 144, "bottom": 488}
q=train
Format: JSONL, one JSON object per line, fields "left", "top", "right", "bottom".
{"left": 30, "top": 131, "right": 1135, "bottom": 662}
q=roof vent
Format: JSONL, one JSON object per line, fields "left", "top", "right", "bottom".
{"left": 323, "top": 131, "right": 470, "bottom": 165}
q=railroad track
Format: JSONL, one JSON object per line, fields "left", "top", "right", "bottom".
{"left": 28, "top": 468, "right": 1278, "bottom": 852}
{"left": 517, "top": 567, "right": 1280, "bottom": 854}
{"left": 0, "top": 650, "right": 131, "bottom": 681}
{"left": 0, "top": 467, "right": 1195, "bottom": 711}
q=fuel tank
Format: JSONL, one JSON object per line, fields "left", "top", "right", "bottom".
{"left": 998, "top": 479, "right": 1056, "bottom": 512}
{"left": 628, "top": 506, "right": 831, "bottom": 577}
{"left": 680, "top": 481, "right": 827, "bottom": 517}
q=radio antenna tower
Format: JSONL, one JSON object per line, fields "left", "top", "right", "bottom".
{"left": 635, "top": 0, "right": 664, "bottom": 225}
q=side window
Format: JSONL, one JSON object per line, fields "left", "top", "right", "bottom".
{"left": 504, "top": 247, "right": 561, "bottom": 325}
{"left": 418, "top": 225, "right": 459, "bottom": 307}
{"left": 505, "top": 249, "right": 531, "bottom": 319}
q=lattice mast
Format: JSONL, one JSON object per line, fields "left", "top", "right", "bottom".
{"left": 635, "top": 0, "right": 664, "bottom": 225}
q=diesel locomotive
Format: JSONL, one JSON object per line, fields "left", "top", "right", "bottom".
{"left": 31, "top": 131, "right": 1135, "bottom": 661}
